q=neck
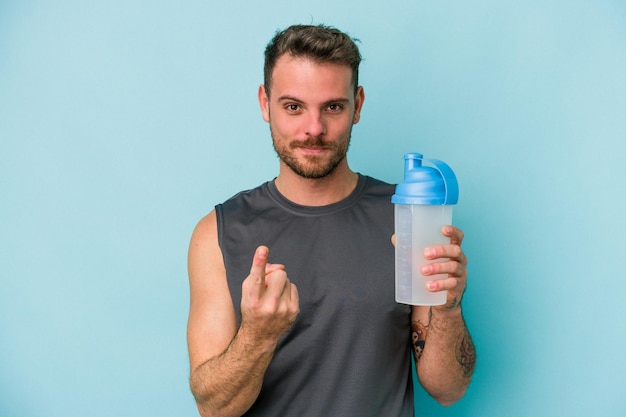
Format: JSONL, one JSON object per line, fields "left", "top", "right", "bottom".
{"left": 274, "top": 162, "right": 359, "bottom": 206}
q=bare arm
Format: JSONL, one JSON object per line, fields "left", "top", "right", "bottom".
{"left": 410, "top": 226, "right": 476, "bottom": 406}
{"left": 187, "top": 211, "right": 299, "bottom": 417}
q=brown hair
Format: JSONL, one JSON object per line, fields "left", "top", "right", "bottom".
{"left": 263, "top": 24, "right": 362, "bottom": 97}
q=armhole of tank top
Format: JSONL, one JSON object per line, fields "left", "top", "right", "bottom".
{"left": 214, "top": 204, "right": 225, "bottom": 251}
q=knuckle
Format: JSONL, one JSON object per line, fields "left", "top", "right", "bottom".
{"left": 263, "top": 300, "right": 279, "bottom": 315}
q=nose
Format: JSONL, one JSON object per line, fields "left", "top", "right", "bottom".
{"left": 304, "top": 111, "right": 326, "bottom": 137}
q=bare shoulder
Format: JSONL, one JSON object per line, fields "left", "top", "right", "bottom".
{"left": 187, "top": 210, "right": 237, "bottom": 371}
{"left": 188, "top": 210, "right": 221, "bottom": 281}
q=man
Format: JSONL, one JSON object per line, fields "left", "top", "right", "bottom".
{"left": 187, "top": 24, "right": 475, "bottom": 417}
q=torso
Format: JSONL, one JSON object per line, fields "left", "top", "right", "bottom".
{"left": 216, "top": 174, "right": 414, "bottom": 416}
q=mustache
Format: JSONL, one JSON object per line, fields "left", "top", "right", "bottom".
{"left": 290, "top": 137, "right": 333, "bottom": 149}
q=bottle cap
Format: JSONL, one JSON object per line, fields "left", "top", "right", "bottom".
{"left": 391, "top": 153, "right": 459, "bottom": 205}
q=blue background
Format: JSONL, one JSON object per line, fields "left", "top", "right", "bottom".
{"left": 2, "top": 1, "right": 625, "bottom": 416}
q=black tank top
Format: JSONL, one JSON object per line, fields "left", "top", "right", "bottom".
{"left": 216, "top": 174, "right": 414, "bottom": 416}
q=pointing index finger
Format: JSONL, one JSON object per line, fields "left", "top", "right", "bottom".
{"left": 250, "top": 245, "right": 269, "bottom": 286}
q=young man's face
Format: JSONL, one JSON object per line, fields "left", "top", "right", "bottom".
{"left": 258, "top": 54, "right": 364, "bottom": 179}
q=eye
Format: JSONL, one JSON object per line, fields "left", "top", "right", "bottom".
{"left": 326, "top": 103, "right": 343, "bottom": 113}
{"left": 285, "top": 103, "right": 301, "bottom": 112}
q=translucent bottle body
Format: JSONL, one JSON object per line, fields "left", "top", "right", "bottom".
{"left": 394, "top": 204, "right": 452, "bottom": 306}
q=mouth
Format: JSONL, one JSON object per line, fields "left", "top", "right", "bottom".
{"left": 291, "top": 138, "right": 332, "bottom": 154}
{"left": 294, "top": 145, "right": 330, "bottom": 156}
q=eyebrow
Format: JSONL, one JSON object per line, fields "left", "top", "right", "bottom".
{"left": 277, "top": 95, "right": 351, "bottom": 106}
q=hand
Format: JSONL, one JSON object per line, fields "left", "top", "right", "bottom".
{"left": 421, "top": 226, "right": 468, "bottom": 311}
{"left": 240, "top": 246, "right": 300, "bottom": 342}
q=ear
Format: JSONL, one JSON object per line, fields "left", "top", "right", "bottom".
{"left": 352, "top": 86, "right": 365, "bottom": 124}
{"left": 258, "top": 85, "right": 270, "bottom": 122}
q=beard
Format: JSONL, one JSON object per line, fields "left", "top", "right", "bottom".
{"left": 270, "top": 125, "right": 352, "bottom": 179}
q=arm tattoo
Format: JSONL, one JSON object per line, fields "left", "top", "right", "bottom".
{"left": 411, "top": 320, "right": 428, "bottom": 363}
{"left": 444, "top": 296, "right": 461, "bottom": 311}
{"left": 456, "top": 331, "right": 476, "bottom": 378}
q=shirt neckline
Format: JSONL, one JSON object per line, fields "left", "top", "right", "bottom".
{"left": 265, "top": 174, "right": 368, "bottom": 216}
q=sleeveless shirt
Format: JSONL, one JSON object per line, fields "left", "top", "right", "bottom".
{"left": 216, "top": 174, "right": 414, "bottom": 416}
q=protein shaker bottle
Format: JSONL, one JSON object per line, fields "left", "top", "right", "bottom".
{"left": 392, "top": 153, "right": 459, "bottom": 306}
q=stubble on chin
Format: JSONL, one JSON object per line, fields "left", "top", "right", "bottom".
{"left": 270, "top": 127, "right": 350, "bottom": 179}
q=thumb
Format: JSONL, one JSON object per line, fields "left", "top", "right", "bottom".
{"left": 249, "top": 245, "right": 269, "bottom": 287}
{"left": 265, "top": 263, "right": 285, "bottom": 275}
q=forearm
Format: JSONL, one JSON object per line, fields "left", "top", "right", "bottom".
{"left": 190, "top": 328, "right": 277, "bottom": 417}
{"left": 416, "top": 307, "right": 476, "bottom": 406}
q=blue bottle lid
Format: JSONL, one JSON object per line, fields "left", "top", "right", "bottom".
{"left": 391, "top": 153, "right": 459, "bottom": 205}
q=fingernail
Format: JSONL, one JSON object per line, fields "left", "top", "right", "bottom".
{"left": 427, "top": 281, "right": 437, "bottom": 290}
{"left": 424, "top": 248, "right": 435, "bottom": 259}
{"left": 257, "top": 247, "right": 268, "bottom": 256}
{"left": 421, "top": 265, "right": 432, "bottom": 275}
